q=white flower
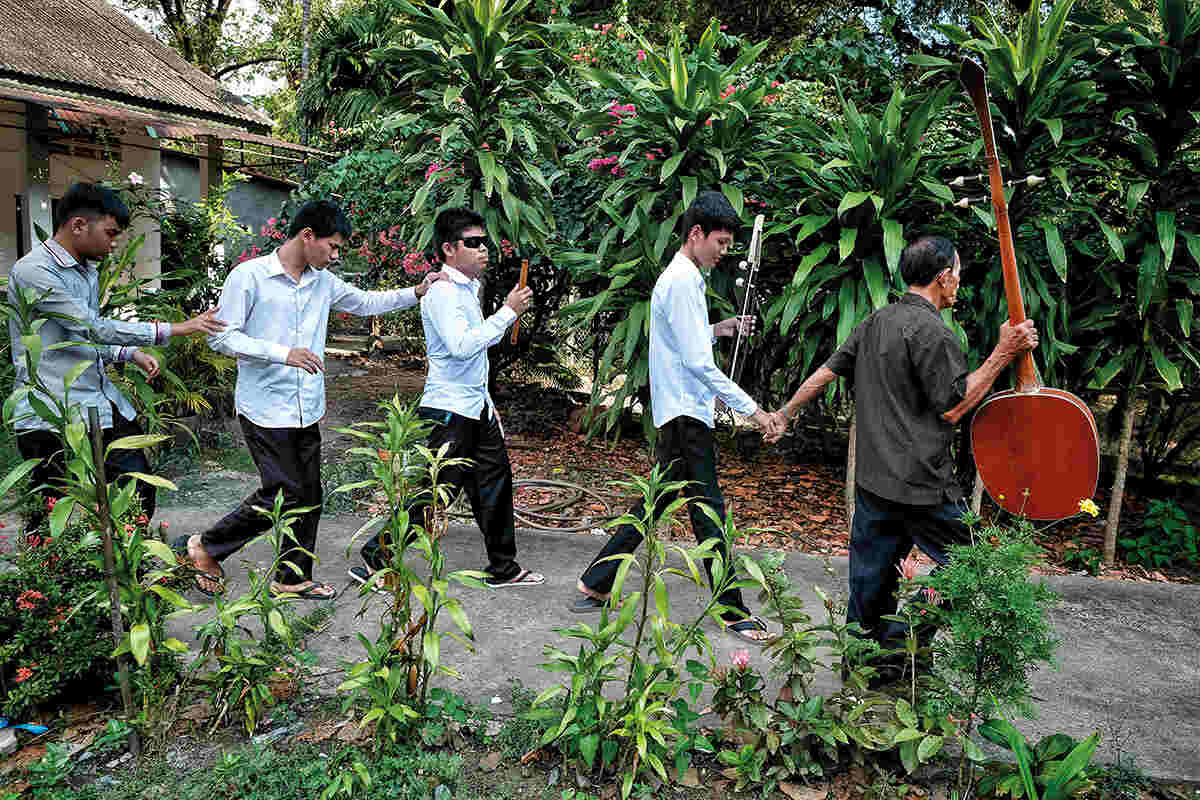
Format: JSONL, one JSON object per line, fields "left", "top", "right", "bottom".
{"left": 128, "top": 172, "right": 144, "bottom": 186}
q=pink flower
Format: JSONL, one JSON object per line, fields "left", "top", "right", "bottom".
{"left": 16, "top": 590, "right": 46, "bottom": 611}
{"left": 268, "top": 217, "right": 277, "bottom": 226}
{"left": 636, "top": 49, "right": 646, "bottom": 62}
{"left": 14, "top": 666, "right": 33, "bottom": 683}
{"left": 731, "top": 649, "right": 751, "bottom": 670}
{"left": 923, "top": 586, "right": 942, "bottom": 605}
{"left": 720, "top": 24, "right": 728, "bottom": 30}
{"left": 897, "top": 554, "right": 920, "bottom": 581}
{"left": 124, "top": 524, "right": 134, "bottom": 534}
{"left": 46, "top": 497, "right": 57, "bottom": 511}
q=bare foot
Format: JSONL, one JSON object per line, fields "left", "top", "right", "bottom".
{"left": 270, "top": 580, "right": 337, "bottom": 599}
{"left": 576, "top": 579, "right": 609, "bottom": 601}
{"left": 187, "top": 535, "right": 224, "bottom": 593}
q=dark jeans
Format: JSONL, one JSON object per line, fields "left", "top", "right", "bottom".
{"left": 17, "top": 408, "right": 156, "bottom": 531}
{"left": 360, "top": 406, "right": 520, "bottom": 581}
{"left": 847, "top": 486, "right": 970, "bottom": 646}
{"left": 580, "top": 415, "right": 749, "bottom": 619}
{"left": 201, "top": 417, "right": 322, "bottom": 584}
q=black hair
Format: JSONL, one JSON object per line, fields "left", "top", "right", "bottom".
{"left": 287, "top": 199, "right": 352, "bottom": 239}
{"left": 900, "top": 235, "right": 958, "bottom": 287}
{"left": 55, "top": 183, "right": 130, "bottom": 231}
{"left": 434, "top": 207, "right": 486, "bottom": 259}
{"left": 680, "top": 190, "right": 740, "bottom": 239}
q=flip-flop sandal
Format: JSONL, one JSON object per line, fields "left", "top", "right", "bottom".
{"left": 724, "top": 615, "right": 774, "bottom": 647}
{"left": 348, "top": 565, "right": 383, "bottom": 593}
{"left": 273, "top": 581, "right": 338, "bottom": 601}
{"left": 170, "top": 535, "right": 225, "bottom": 596}
{"left": 485, "top": 569, "right": 545, "bottom": 588}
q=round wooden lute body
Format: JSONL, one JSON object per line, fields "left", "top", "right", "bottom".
{"left": 961, "top": 58, "right": 1099, "bottom": 520}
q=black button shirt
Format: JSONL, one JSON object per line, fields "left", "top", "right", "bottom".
{"left": 825, "top": 293, "right": 969, "bottom": 505}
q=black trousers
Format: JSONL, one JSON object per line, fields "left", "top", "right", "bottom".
{"left": 201, "top": 416, "right": 322, "bottom": 584}
{"left": 580, "top": 415, "right": 749, "bottom": 619}
{"left": 360, "top": 406, "right": 520, "bottom": 581}
{"left": 17, "top": 407, "right": 156, "bottom": 531}
{"left": 847, "top": 486, "right": 971, "bottom": 646}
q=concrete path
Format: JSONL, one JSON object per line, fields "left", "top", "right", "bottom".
{"left": 158, "top": 508, "right": 1200, "bottom": 783}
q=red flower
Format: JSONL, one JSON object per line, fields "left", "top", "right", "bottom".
{"left": 14, "top": 666, "right": 34, "bottom": 683}
{"left": 17, "top": 590, "right": 46, "bottom": 610}
{"left": 46, "top": 497, "right": 57, "bottom": 511}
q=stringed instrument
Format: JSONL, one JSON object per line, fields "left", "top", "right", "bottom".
{"left": 716, "top": 214, "right": 764, "bottom": 430}
{"left": 960, "top": 57, "right": 1100, "bottom": 521}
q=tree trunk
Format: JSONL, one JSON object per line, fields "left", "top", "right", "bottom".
{"left": 971, "top": 467, "right": 985, "bottom": 515}
{"left": 845, "top": 414, "right": 856, "bottom": 536}
{"left": 1104, "top": 389, "right": 1138, "bottom": 565}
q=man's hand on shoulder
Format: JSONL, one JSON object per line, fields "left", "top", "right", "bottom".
{"left": 505, "top": 284, "right": 533, "bottom": 315}
{"left": 175, "top": 307, "right": 227, "bottom": 336}
{"left": 416, "top": 270, "right": 446, "bottom": 297}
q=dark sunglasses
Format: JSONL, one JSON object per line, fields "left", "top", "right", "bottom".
{"left": 458, "top": 236, "right": 489, "bottom": 249}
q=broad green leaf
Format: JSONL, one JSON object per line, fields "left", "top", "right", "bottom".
{"left": 895, "top": 698, "right": 917, "bottom": 729}
{"left": 129, "top": 623, "right": 151, "bottom": 666}
{"left": 122, "top": 472, "right": 177, "bottom": 490}
{"left": 1092, "top": 213, "right": 1125, "bottom": 261}
{"left": 864, "top": 257, "right": 887, "bottom": 310}
{"left": 1149, "top": 342, "right": 1182, "bottom": 391}
{"left": 49, "top": 495, "right": 76, "bottom": 538}
{"left": 882, "top": 218, "right": 904, "bottom": 275}
{"left": 917, "top": 734, "right": 944, "bottom": 762}
{"left": 443, "top": 598, "right": 473, "bottom": 639}
{"left": 721, "top": 185, "right": 744, "bottom": 218}
{"left": 1136, "top": 245, "right": 1161, "bottom": 318}
{"left": 1041, "top": 221, "right": 1068, "bottom": 282}
{"left": 142, "top": 539, "right": 177, "bottom": 565}
{"left": 837, "top": 191, "right": 872, "bottom": 217}
{"left": 106, "top": 434, "right": 168, "bottom": 453}
{"left": 422, "top": 629, "right": 440, "bottom": 670}
{"left": 268, "top": 609, "right": 288, "bottom": 639}
{"left": 1126, "top": 181, "right": 1149, "bottom": 216}
{"left": 660, "top": 152, "right": 685, "bottom": 183}
{"left": 839, "top": 227, "right": 858, "bottom": 263}
{"left": 1156, "top": 211, "right": 1176, "bottom": 270}
{"left": 680, "top": 176, "right": 697, "bottom": 212}
{"left": 919, "top": 179, "right": 954, "bottom": 203}
{"left": 1177, "top": 299, "right": 1193, "bottom": 337}
{"left": 0, "top": 459, "right": 42, "bottom": 499}
{"left": 1043, "top": 118, "right": 1063, "bottom": 145}
{"left": 62, "top": 360, "right": 92, "bottom": 396}
{"left": 579, "top": 732, "right": 600, "bottom": 768}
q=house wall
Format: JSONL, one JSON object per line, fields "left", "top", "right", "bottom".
{"left": 0, "top": 100, "right": 26, "bottom": 272}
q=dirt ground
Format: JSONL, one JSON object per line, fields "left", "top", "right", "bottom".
{"left": 319, "top": 355, "right": 1198, "bottom": 585}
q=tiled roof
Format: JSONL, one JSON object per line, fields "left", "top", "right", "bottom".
{"left": 0, "top": 0, "right": 271, "bottom": 133}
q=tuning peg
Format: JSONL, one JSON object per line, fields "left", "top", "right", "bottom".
{"left": 736, "top": 277, "right": 745, "bottom": 288}
{"left": 738, "top": 260, "right": 748, "bottom": 271}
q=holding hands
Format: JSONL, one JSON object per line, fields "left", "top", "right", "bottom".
{"left": 752, "top": 408, "right": 787, "bottom": 440}
{"left": 714, "top": 315, "right": 755, "bottom": 338}
{"left": 131, "top": 350, "right": 159, "bottom": 379}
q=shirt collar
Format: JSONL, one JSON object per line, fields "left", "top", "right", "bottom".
{"left": 900, "top": 292, "right": 939, "bottom": 315}
{"left": 670, "top": 250, "right": 704, "bottom": 283}
{"left": 42, "top": 238, "right": 86, "bottom": 272}
{"left": 441, "top": 264, "right": 477, "bottom": 287}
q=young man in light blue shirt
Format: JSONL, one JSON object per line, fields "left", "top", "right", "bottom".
{"left": 572, "top": 191, "right": 784, "bottom": 644}
{"left": 354, "top": 207, "right": 543, "bottom": 589}
{"left": 177, "top": 200, "right": 441, "bottom": 599}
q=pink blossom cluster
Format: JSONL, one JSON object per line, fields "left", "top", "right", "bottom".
{"left": 260, "top": 217, "right": 285, "bottom": 241}
{"left": 645, "top": 147, "right": 666, "bottom": 161}
{"left": 572, "top": 44, "right": 599, "bottom": 63}
{"left": 16, "top": 589, "right": 46, "bottom": 611}
{"left": 587, "top": 154, "right": 625, "bottom": 176}
{"left": 636, "top": 49, "right": 646, "bottom": 62}
{"left": 731, "top": 649, "right": 751, "bottom": 670}
{"left": 720, "top": 83, "right": 747, "bottom": 100}
{"left": 357, "top": 225, "right": 436, "bottom": 276}
{"left": 607, "top": 102, "right": 637, "bottom": 118}
{"left": 237, "top": 243, "right": 265, "bottom": 265}
{"left": 499, "top": 238, "right": 516, "bottom": 258}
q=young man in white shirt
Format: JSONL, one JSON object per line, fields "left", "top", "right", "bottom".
{"left": 571, "top": 191, "right": 783, "bottom": 644}
{"left": 177, "top": 199, "right": 441, "bottom": 598}
{"left": 353, "top": 207, "right": 544, "bottom": 589}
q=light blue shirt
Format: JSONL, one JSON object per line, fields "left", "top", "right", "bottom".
{"left": 650, "top": 251, "right": 757, "bottom": 428}
{"left": 208, "top": 251, "right": 418, "bottom": 429}
{"left": 7, "top": 239, "right": 166, "bottom": 431}
{"left": 419, "top": 265, "right": 517, "bottom": 420}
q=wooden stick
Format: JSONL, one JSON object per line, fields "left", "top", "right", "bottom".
{"left": 510, "top": 259, "right": 529, "bottom": 345}
{"left": 88, "top": 407, "right": 142, "bottom": 758}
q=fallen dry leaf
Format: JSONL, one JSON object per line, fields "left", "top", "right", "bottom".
{"left": 677, "top": 767, "right": 702, "bottom": 788}
{"left": 295, "top": 719, "right": 343, "bottom": 743}
{"left": 479, "top": 751, "right": 502, "bottom": 772}
{"left": 178, "top": 701, "right": 214, "bottom": 722}
{"left": 781, "top": 782, "right": 828, "bottom": 800}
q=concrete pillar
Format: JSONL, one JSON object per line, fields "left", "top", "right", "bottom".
{"left": 205, "top": 135, "right": 223, "bottom": 194}
{"left": 20, "top": 103, "right": 52, "bottom": 247}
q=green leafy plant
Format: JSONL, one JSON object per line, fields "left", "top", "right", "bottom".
{"left": 191, "top": 490, "right": 312, "bottom": 735}
{"left": 335, "top": 396, "right": 483, "bottom": 746}
{"left": 978, "top": 719, "right": 1099, "bottom": 800}
{"left": 1119, "top": 498, "right": 1198, "bottom": 569}
{"left": 26, "top": 742, "right": 73, "bottom": 796}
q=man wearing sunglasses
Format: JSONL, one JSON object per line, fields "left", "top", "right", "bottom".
{"left": 354, "top": 207, "right": 543, "bottom": 589}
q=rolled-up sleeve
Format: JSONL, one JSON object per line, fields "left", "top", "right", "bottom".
{"left": 15, "top": 262, "right": 155, "bottom": 346}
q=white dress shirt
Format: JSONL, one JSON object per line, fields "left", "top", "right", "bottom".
{"left": 208, "top": 251, "right": 418, "bottom": 428}
{"left": 419, "top": 265, "right": 516, "bottom": 420}
{"left": 650, "top": 250, "right": 757, "bottom": 428}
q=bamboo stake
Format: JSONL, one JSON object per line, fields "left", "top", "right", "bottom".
{"left": 1104, "top": 390, "right": 1138, "bottom": 565}
{"left": 510, "top": 259, "right": 528, "bottom": 345}
{"left": 88, "top": 407, "right": 141, "bottom": 758}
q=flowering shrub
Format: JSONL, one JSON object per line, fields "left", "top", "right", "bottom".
{"left": 0, "top": 533, "right": 111, "bottom": 718}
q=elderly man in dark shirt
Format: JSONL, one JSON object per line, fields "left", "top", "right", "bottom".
{"left": 767, "top": 235, "right": 1038, "bottom": 665}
